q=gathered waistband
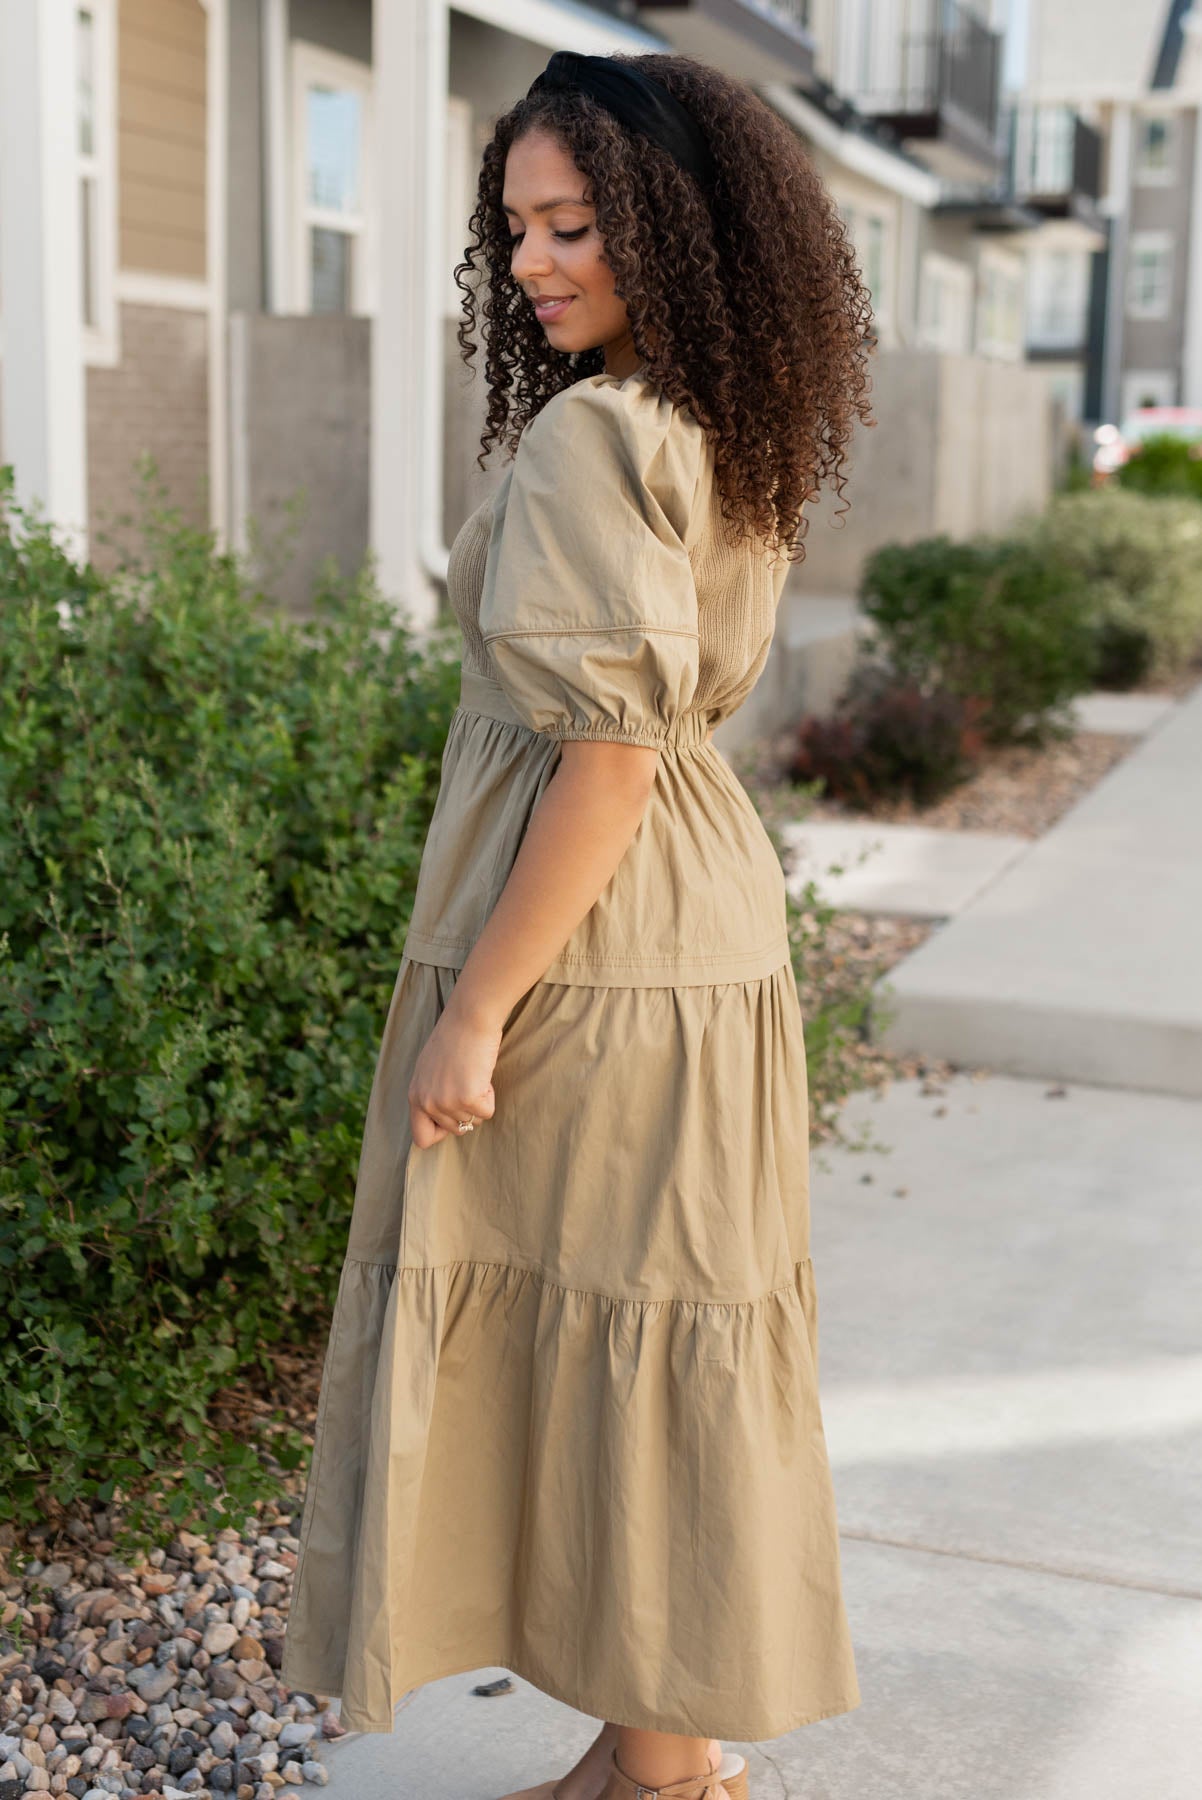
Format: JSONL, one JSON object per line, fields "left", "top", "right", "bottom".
{"left": 456, "top": 669, "right": 714, "bottom": 749}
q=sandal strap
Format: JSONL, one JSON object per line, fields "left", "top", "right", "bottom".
{"left": 607, "top": 1747, "right": 725, "bottom": 1800}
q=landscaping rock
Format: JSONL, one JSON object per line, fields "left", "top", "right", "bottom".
{"left": 0, "top": 1516, "right": 329, "bottom": 1800}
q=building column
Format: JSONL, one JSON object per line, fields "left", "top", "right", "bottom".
{"left": 371, "top": 0, "right": 447, "bottom": 628}
{"left": 1182, "top": 99, "right": 1202, "bottom": 407}
{"left": 0, "top": 0, "right": 87, "bottom": 555}
{"left": 1100, "top": 102, "right": 1131, "bottom": 424}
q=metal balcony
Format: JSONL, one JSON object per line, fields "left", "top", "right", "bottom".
{"left": 857, "top": 0, "right": 1003, "bottom": 182}
{"left": 638, "top": 0, "right": 816, "bottom": 85}
{"left": 1009, "top": 105, "right": 1104, "bottom": 225}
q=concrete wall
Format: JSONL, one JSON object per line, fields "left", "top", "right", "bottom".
{"left": 229, "top": 312, "right": 369, "bottom": 613}
{"left": 794, "top": 346, "right": 1054, "bottom": 598}
{"left": 86, "top": 302, "right": 210, "bottom": 565}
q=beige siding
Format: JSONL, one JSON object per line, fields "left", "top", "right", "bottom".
{"left": 117, "top": 0, "right": 207, "bottom": 280}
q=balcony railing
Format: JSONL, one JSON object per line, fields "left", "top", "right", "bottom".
{"left": 759, "top": 0, "right": 812, "bottom": 28}
{"left": 859, "top": 0, "right": 1002, "bottom": 150}
{"left": 1010, "top": 105, "right": 1103, "bottom": 207}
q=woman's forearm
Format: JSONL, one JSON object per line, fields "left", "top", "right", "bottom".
{"left": 444, "top": 740, "right": 659, "bottom": 1031}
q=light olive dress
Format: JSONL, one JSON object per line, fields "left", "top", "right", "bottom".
{"left": 279, "top": 367, "right": 861, "bottom": 1740}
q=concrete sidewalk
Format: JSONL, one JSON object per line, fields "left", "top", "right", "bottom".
{"left": 312, "top": 1074, "right": 1202, "bottom": 1799}
{"left": 878, "top": 681, "right": 1202, "bottom": 1096}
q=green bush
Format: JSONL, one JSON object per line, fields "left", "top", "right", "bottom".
{"left": 1025, "top": 490, "right": 1202, "bottom": 685}
{"left": 1115, "top": 432, "right": 1202, "bottom": 500}
{"left": 858, "top": 534, "right": 1096, "bottom": 743}
{"left": 0, "top": 466, "right": 462, "bottom": 1541}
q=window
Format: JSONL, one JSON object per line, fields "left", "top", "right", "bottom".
{"left": 1134, "top": 114, "right": 1175, "bottom": 185}
{"left": 76, "top": 0, "right": 117, "bottom": 362}
{"left": 976, "top": 251, "right": 1024, "bottom": 360}
{"left": 1126, "top": 232, "right": 1173, "bottom": 319}
{"left": 1025, "top": 246, "right": 1090, "bottom": 351}
{"left": 292, "top": 44, "right": 374, "bottom": 315}
{"left": 838, "top": 198, "right": 891, "bottom": 341}
{"left": 1043, "top": 365, "right": 1085, "bottom": 425}
{"left": 918, "top": 253, "right": 973, "bottom": 354}
{"left": 860, "top": 214, "right": 887, "bottom": 318}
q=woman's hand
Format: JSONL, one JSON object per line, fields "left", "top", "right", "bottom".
{"left": 405, "top": 740, "right": 657, "bottom": 1152}
{"left": 407, "top": 1000, "right": 502, "bottom": 1148}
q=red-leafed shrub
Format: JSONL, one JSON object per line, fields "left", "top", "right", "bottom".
{"left": 788, "top": 666, "right": 986, "bottom": 807}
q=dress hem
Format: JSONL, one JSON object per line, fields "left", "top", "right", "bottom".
{"left": 282, "top": 1641, "right": 863, "bottom": 1743}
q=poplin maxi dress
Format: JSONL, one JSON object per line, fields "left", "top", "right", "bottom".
{"left": 279, "top": 365, "right": 861, "bottom": 1739}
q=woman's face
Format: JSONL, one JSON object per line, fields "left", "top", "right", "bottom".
{"left": 503, "top": 128, "right": 641, "bottom": 379}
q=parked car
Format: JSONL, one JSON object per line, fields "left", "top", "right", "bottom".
{"left": 1092, "top": 406, "right": 1202, "bottom": 480}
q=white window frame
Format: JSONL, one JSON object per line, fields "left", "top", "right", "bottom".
{"left": 861, "top": 213, "right": 889, "bottom": 334}
{"left": 1126, "top": 231, "right": 1174, "bottom": 320}
{"left": 1133, "top": 112, "right": 1176, "bottom": 187}
{"left": 77, "top": 0, "right": 119, "bottom": 367}
{"left": 1025, "top": 244, "right": 1090, "bottom": 351}
{"left": 835, "top": 193, "right": 894, "bottom": 345}
{"left": 290, "top": 40, "right": 376, "bottom": 316}
{"left": 444, "top": 94, "right": 473, "bottom": 320}
{"left": 918, "top": 251, "right": 973, "bottom": 354}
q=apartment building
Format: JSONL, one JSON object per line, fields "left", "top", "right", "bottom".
{"left": 1018, "top": 0, "right": 1202, "bottom": 424}
{"left": 0, "top": 0, "right": 221, "bottom": 560}
{"left": 1, "top": 0, "right": 1061, "bottom": 659}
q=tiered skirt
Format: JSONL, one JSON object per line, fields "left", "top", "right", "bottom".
{"left": 279, "top": 952, "right": 861, "bottom": 1739}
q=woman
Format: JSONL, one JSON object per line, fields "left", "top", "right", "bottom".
{"left": 280, "top": 48, "right": 873, "bottom": 1800}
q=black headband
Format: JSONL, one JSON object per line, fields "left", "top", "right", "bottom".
{"left": 526, "top": 51, "right": 717, "bottom": 190}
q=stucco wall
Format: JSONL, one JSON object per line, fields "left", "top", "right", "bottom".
{"left": 229, "top": 312, "right": 370, "bottom": 614}
{"left": 789, "top": 347, "right": 1054, "bottom": 597}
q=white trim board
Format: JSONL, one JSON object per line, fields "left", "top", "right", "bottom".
{"left": 79, "top": 0, "right": 119, "bottom": 369}
{"left": 450, "top": 0, "right": 664, "bottom": 54}
{"left": 115, "top": 271, "right": 212, "bottom": 311}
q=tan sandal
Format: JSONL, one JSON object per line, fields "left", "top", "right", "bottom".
{"left": 598, "top": 1742, "right": 749, "bottom": 1800}
{"left": 498, "top": 1740, "right": 748, "bottom": 1800}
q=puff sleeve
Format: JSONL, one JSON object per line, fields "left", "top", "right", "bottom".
{"left": 478, "top": 375, "right": 706, "bottom": 746}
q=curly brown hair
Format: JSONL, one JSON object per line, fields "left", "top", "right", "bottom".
{"left": 453, "top": 51, "right": 875, "bottom": 564}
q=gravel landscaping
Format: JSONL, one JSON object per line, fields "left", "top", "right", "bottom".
{"left": 0, "top": 1510, "right": 338, "bottom": 1800}
{"left": 735, "top": 725, "right": 1135, "bottom": 839}
{"left": 732, "top": 671, "right": 1202, "bottom": 843}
